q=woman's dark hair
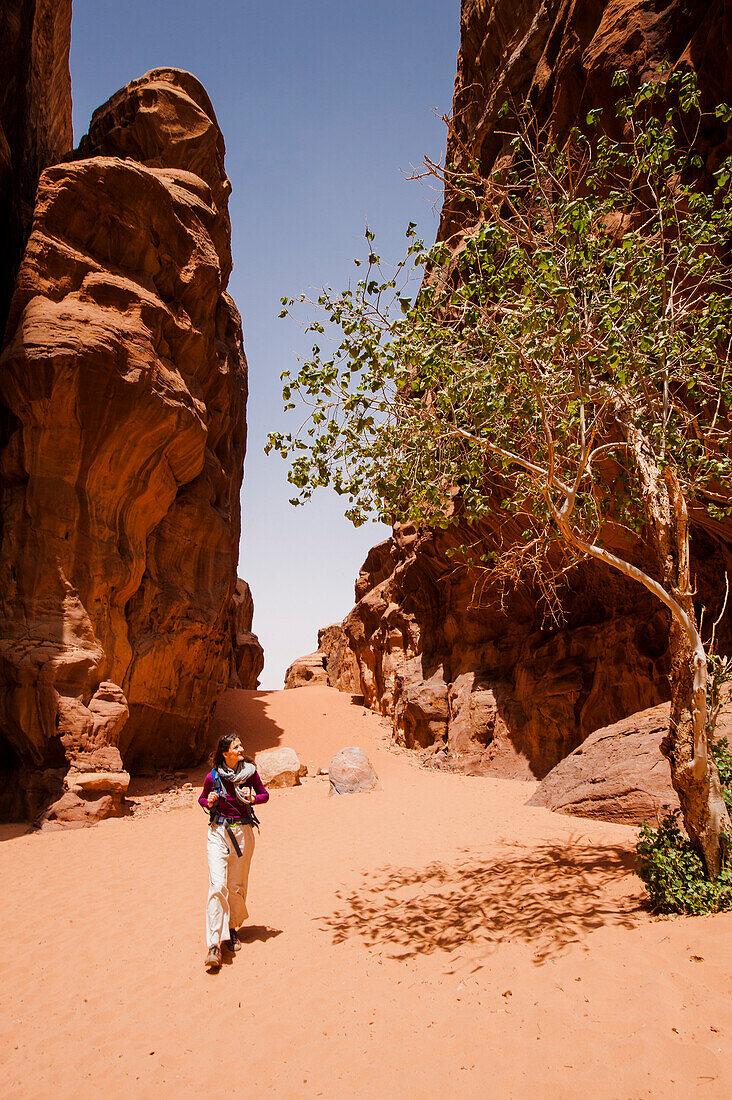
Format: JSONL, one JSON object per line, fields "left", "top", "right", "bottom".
{"left": 211, "top": 734, "right": 253, "bottom": 770}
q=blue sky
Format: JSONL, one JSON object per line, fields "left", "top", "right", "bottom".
{"left": 70, "top": 1, "right": 460, "bottom": 687}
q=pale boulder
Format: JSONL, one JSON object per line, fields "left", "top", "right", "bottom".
{"left": 66, "top": 771, "right": 131, "bottom": 795}
{"left": 256, "top": 747, "right": 307, "bottom": 789}
{"left": 329, "top": 746, "right": 380, "bottom": 796}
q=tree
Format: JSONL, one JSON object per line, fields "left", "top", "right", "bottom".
{"left": 268, "top": 74, "right": 732, "bottom": 876}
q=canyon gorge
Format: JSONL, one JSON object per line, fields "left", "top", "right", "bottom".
{"left": 2, "top": 0, "right": 731, "bottom": 829}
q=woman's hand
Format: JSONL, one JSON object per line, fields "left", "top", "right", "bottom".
{"left": 207, "top": 791, "right": 219, "bottom": 808}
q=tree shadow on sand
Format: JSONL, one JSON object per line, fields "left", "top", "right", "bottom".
{"left": 319, "top": 839, "right": 644, "bottom": 966}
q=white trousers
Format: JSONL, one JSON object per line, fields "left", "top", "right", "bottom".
{"left": 206, "top": 821, "right": 255, "bottom": 948}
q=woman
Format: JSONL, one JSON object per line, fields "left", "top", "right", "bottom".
{"left": 199, "top": 733, "right": 269, "bottom": 971}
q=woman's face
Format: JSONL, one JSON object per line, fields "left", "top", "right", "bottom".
{"left": 223, "top": 737, "right": 245, "bottom": 768}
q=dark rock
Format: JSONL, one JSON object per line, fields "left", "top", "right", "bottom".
{"left": 0, "top": 0, "right": 72, "bottom": 331}
{"left": 284, "top": 622, "right": 361, "bottom": 692}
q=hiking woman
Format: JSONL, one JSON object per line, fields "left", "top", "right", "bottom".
{"left": 199, "top": 733, "right": 269, "bottom": 971}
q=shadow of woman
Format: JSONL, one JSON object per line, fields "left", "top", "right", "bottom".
{"left": 237, "top": 925, "right": 283, "bottom": 944}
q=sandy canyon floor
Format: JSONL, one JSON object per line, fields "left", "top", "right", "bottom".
{"left": 0, "top": 685, "right": 730, "bottom": 1098}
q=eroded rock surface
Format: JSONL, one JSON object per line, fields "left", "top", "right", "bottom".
{"left": 230, "top": 579, "right": 264, "bottom": 690}
{"left": 0, "top": 0, "right": 72, "bottom": 330}
{"left": 0, "top": 64, "right": 259, "bottom": 820}
{"left": 442, "top": 0, "right": 732, "bottom": 242}
{"left": 315, "top": 0, "right": 732, "bottom": 778}
{"left": 528, "top": 694, "right": 732, "bottom": 824}
{"left": 284, "top": 653, "right": 329, "bottom": 689}
{"left": 285, "top": 623, "right": 361, "bottom": 692}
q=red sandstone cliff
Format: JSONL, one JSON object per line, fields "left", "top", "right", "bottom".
{"left": 0, "top": 30, "right": 262, "bottom": 822}
{"left": 296, "top": 0, "right": 732, "bottom": 781}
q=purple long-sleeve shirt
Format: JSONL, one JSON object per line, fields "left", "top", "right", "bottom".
{"left": 199, "top": 769, "right": 269, "bottom": 821}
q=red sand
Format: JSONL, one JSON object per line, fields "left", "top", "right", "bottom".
{"left": 1, "top": 685, "right": 730, "bottom": 1098}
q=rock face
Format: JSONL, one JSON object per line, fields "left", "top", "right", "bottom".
{"left": 0, "top": 0, "right": 72, "bottom": 331}
{"left": 230, "top": 579, "right": 264, "bottom": 690}
{"left": 336, "top": 522, "right": 700, "bottom": 778}
{"left": 284, "top": 653, "right": 329, "bottom": 690}
{"left": 329, "top": 746, "right": 380, "bottom": 796}
{"left": 0, "top": 61, "right": 260, "bottom": 820}
{"left": 316, "top": 0, "right": 732, "bottom": 778}
{"left": 528, "top": 693, "right": 732, "bottom": 825}
{"left": 441, "top": 0, "right": 732, "bottom": 244}
{"left": 284, "top": 623, "right": 362, "bottom": 692}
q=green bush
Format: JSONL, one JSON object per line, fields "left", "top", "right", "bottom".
{"left": 636, "top": 738, "right": 732, "bottom": 915}
{"left": 715, "top": 735, "right": 732, "bottom": 810}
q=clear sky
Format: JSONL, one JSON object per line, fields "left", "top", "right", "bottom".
{"left": 69, "top": 1, "right": 460, "bottom": 687}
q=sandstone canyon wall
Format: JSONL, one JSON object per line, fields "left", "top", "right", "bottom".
{"left": 297, "top": 0, "right": 732, "bottom": 780}
{"left": 0, "top": 15, "right": 263, "bottom": 822}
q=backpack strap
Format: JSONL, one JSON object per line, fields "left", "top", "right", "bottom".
{"left": 208, "top": 769, "right": 243, "bottom": 855}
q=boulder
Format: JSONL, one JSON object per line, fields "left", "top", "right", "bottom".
{"left": 284, "top": 653, "right": 328, "bottom": 689}
{"left": 37, "top": 790, "right": 121, "bottom": 830}
{"left": 256, "top": 747, "right": 306, "bottom": 789}
{"left": 529, "top": 692, "right": 732, "bottom": 825}
{"left": 329, "top": 746, "right": 380, "bottom": 796}
{"left": 527, "top": 702, "right": 678, "bottom": 825}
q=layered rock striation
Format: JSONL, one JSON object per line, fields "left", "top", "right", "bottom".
{"left": 297, "top": 0, "right": 732, "bottom": 780}
{"left": 0, "top": 58, "right": 262, "bottom": 821}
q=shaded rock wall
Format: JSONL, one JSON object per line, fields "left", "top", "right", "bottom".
{"left": 442, "top": 0, "right": 732, "bottom": 243}
{"left": 0, "top": 57, "right": 260, "bottom": 819}
{"left": 0, "top": 0, "right": 72, "bottom": 332}
{"left": 310, "top": 0, "right": 732, "bottom": 779}
{"left": 230, "top": 579, "right": 264, "bottom": 690}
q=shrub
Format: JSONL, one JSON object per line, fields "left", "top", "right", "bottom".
{"left": 636, "top": 738, "right": 732, "bottom": 914}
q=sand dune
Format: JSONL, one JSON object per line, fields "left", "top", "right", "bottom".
{"left": 1, "top": 686, "right": 730, "bottom": 1098}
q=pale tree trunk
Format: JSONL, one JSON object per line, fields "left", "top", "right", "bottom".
{"left": 474, "top": 409, "right": 730, "bottom": 875}
{"left": 625, "top": 423, "right": 730, "bottom": 877}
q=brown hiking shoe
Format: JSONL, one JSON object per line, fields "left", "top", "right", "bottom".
{"left": 205, "top": 944, "right": 222, "bottom": 970}
{"left": 223, "top": 928, "right": 241, "bottom": 953}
